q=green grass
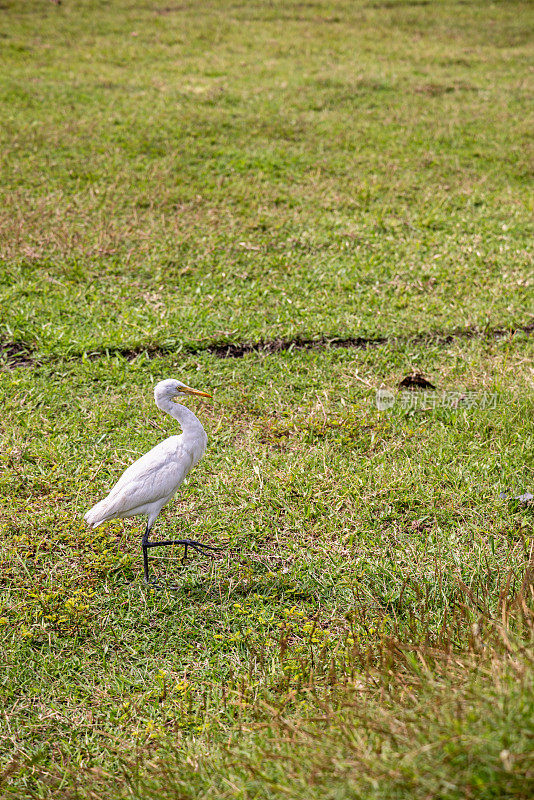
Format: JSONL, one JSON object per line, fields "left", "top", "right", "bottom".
{"left": 0, "top": 1, "right": 533, "bottom": 798}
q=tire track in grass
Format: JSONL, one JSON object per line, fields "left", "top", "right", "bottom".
{"left": 2, "top": 320, "right": 533, "bottom": 369}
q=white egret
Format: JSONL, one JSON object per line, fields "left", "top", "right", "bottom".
{"left": 84, "top": 379, "right": 219, "bottom": 583}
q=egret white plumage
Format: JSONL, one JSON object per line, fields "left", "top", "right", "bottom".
{"left": 84, "top": 379, "right": 219, "bottom": 583}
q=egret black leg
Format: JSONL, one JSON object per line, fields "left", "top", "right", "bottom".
{"left": 142, "top": 524, "right": 153, "bottom": 584}
{"left": 141, "top": 525, "right": 221, "bottom": 584}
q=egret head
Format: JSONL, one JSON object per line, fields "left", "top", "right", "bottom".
{"left": 154, "top": 379, "right": 211, "bottom": 404}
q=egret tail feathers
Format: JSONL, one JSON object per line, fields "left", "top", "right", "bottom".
{"left": 84, "top": 498, "right": 113, "bottom": 529}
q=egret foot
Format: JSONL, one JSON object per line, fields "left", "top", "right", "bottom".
{"left": 142, "top": 528, "right": 221, "bottom": 583}
{"left": 179, "top": 539, "right": 222, "bottom": 564}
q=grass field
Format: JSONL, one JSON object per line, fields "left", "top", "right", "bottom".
{"left": 1, "top": 0, "right": 533, "bottom": 797}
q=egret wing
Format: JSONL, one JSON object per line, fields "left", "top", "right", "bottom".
{"left": 102, "top": 440, "right": 194, "bottom": 516}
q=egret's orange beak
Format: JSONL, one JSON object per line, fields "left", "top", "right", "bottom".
{"left": 176, "top": 385, "right": 212, "bottom": 399}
